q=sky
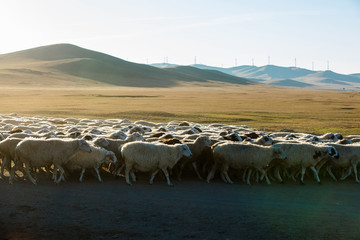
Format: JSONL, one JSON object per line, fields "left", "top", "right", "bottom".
{"left": 0, "top": 0, "right": 359, "bottom": 74}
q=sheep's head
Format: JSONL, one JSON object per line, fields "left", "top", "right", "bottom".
{"left": 78, "top": 139, "right": 92, "bottom": 153}
{"left": 271, "top": 146, "right": 287, "bottom": 161}
{"left": 126, "top": 132, "right": 145, "bottom": 142}
{"left": 105, "top": 151, "right": 117, "bottom": 164}
{"left": 327, "top": 146, "right": 339, "bottom": 159}
{"left": 256, "top": 136, "right": 273, "bottom": 146}
{"left": 195, "top": 136, "right": 212, "bottom": 147}
{"left": 94, "top": 138, "right": 110, "bottom": 148}
{"left": 110, "top": 131, "right": 127, "bottom": 140}
{"left": 179, "top": 144, "right": 192, "bottom": 158}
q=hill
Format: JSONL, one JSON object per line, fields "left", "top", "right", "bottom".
{"left": 172, "top": 63, "right": 360, "bottom": 90}
{"left": 0, "top": 44, "right": 253, "bottom": 88}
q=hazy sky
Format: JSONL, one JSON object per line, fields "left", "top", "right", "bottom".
{"left": 1, "top": 0, "right": 359, "bottom": 74}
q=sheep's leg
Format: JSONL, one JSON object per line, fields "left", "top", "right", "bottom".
{"left": 258, "top": 168, "right": 271, "bottom": 185}
{"left": 310, "top": 166, "right": 321, "bottom": 183}
{"left": 274, "top": 166, "right": 283, "bottom": 183}
{"left": 1, "top": 156, "right": 8, "bottom": 177}
{"left": 268, "top": 170, "right": 276, "bottom": 182}
{"left": 326, "top": 165, "right": 337, "bottom": 181}
{"left": 56, "top": 165, "right": 66, "bottom": 183}
{"left": 223, "top": 169, "right": 233, "bottom": 184}
{"left": 52, "top": 165, "right": 58, "bottom": 182}
{"left": 114, "top": 164, "right": 125, "bottom": 177}
{"left": 246, "top": 168, "right": 253, "bottom": 185}
{"left": 192, "top": 162, "right": 203, "bottom": 181}
{"left": 255, "top": 171, "right": 260, "bottom": 183}
{"left": 161, "top": 168, "right": 173, "bottom": 186}
{"left": 316, "top": 159, "right": 327, "bottom": 173}
{"left": 9, "top": 163, "right": 18, "bottom": 184}
{"left": 352, "top": 163, "right": 359, "bottom": 183}
{"left": 25, "top": 163, "right": 37, "bottom": 185}
{"left": 130, "top": 170, "right": 136, "bottom": 182}
{"left": 79, "top": 168, "right": 86, "bottom": 182}
{"left": 242, "top": 168, "right": 248, "bottom": 183}
{"left": 220, "top": 164, "right": 232, "bottom": 184}
{"left": 340, "top": 167, "right": 352, "bottom": 181}
{"left": 150, "top": 169, "right": 160, "bottom": 184}
{"left": 206, "top": 164, "right": 217, "bottom": 183}
{"left": 94, "top": 168, "right": 102, "bottom": 182}
{"left": 300, "top": 167, "right": 306, "bottom": 184}
{"left": 125, "top": 166, "right": 132, "bottom": 185}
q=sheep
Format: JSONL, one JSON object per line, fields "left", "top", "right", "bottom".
{"left": 66, "top": 146, "right": 117, "bottom": 182}
{"left": 323, "top": 144, "right": 360, "bottom": 183}
{"left": 121, "top": 142, "right": 192, "bottom": 186}
{"left": 12, "top": 138, "right": 92, "bottom": 184}
{"left": 271, "top": 143, "right": 338, "bottom": 184}
{"left": 0, "top": 138, "right": 23, "bottom": 178}
{"left": 174, "top": 136, "right": 212, "bottom": 180}
{"left": 254, "top": 136, "right": 273, "bottom": 146}
{"left": 108, "top": 131, "right": 127, "bottom": 140}
{"left": 206, "top": 143, "right": 286, "bottom": 185}
{"left": 9, "top": 132, "right": 57, "bottom": 139}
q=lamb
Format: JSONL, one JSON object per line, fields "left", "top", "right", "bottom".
{"left": 121, "top": 142, "right": 192, "bottom": 186}
{"left": 206, "top": 143, "right": 286, "bottom": 185}
{"left": 0, "top": 138, "right": 23, "bottom": 177}
{"left": 66, "top": 146, "right": 117, "bottom": 182}
{"left": 12, "top": 138, "right": 92, "bottom": 184}
{"left": 271, "top": 143, "right": 338, "bottom": 184}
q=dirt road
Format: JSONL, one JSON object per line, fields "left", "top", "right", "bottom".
{"left": 1, "top": 173, "right": 360, "bottom": 240}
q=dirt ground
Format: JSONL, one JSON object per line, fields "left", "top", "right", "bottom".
{"left": 0, "top": 172, "right": 360, "bottom": 240}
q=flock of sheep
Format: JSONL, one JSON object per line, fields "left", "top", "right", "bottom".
{"left": 0, "top": 113, "right": 359, "bottom": 186}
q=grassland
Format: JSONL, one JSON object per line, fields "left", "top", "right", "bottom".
{"left": 1, "top": 85, "right": 359, "bottom": 135}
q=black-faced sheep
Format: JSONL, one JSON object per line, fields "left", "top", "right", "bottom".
{"left": 324, "top": 144, "right": 360, "bottom": 183}
{"left": 272, "top": 143, "right": 338, "bottom": 184}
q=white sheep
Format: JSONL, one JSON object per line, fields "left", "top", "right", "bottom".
{"left": 272, "top": 143, "right": 338, "bottom": 184}
{"left": 324, "top": 144, "right": 360, "bottom": 183}
{"left": 9, "top": 132, "right": 57, "bottom": 139}
{"left": 66, "top": 145, "right": 117, "bottom": 182}
{"left": 12, "top": 138, "right": 92, "bottom": 184}
{"left": 0, "top": 138, "right": 23, "bottom": 177}
{"left": 206, "top": 143, "right": 286, "bottom": 185}
{"left": 121, "top": 142, "right": 192, "bottom": 186}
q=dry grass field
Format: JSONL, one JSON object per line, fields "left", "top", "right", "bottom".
{"left": 1, "top": 85, "right": 359, "bottom": 135}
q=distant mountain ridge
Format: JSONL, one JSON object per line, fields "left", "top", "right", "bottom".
{"left": 0, "top": 44, "right": 253, "bottom": 88}
{"left": 152, "top": 63, "right": 360, "bottom": 90}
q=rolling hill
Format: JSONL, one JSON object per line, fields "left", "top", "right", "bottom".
{"left": 0, "top": 44, "right": 253, "bottom": 88}
{"left": 164, "top": 64, "right": 359, "bottom": 90}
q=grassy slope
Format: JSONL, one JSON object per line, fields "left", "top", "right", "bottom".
{"left": 0, "top": 44, "right": 253, "bottom": 88}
